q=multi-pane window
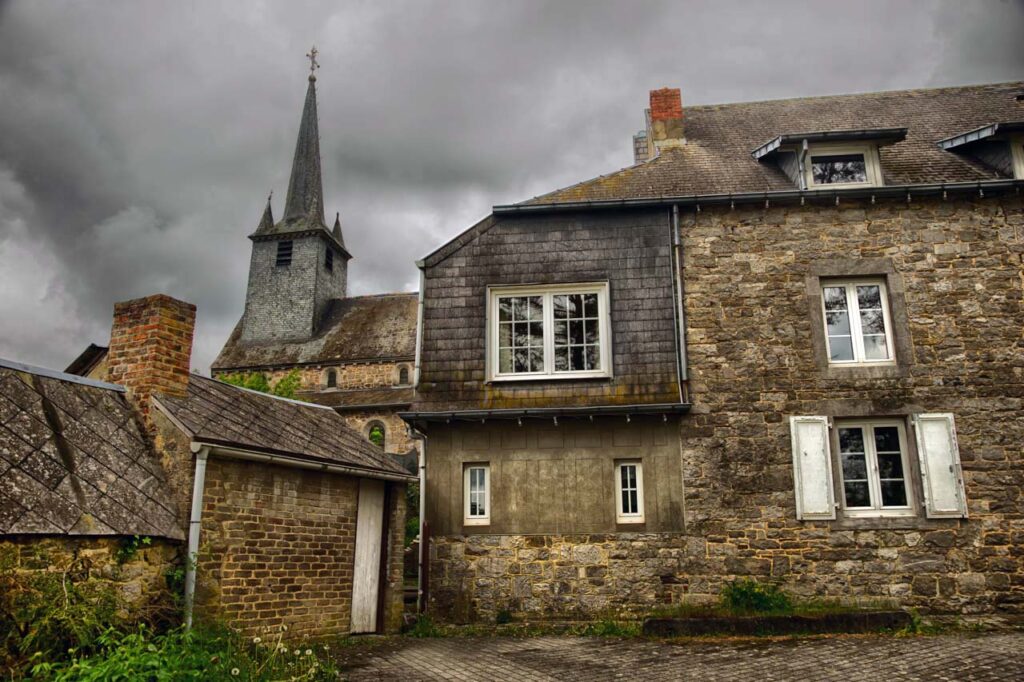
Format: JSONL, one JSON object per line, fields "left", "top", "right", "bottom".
{"left": 275, "top": 240, "right": 293, "bottom": 267}
{"left": 811, "top": 153, "right": 867, "bottom": 185}
{"left": 497, "top": 296, "right": 544, "bottom": 374}
{"left": 489, "top": 284, "right": 611, "bottom": 380}
{"left": 325, "top": 247, "right": 334, "bottom": 272}
{"left": 464, "top": 464, "right": 490, "bottom": 525}
{"left": 821, "top": 280, "right": 894, "bottom": 364}
{"left": 615, "top": 461, "right": 644, "bottom": 523}
{"left": 553, "top": 293, "right": 601, "bottom": 372}
{"left": 836, "top": 421, "right": 912, "bottom": 516}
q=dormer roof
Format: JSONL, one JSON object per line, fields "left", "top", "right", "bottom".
{"left": 751, "top": 127, "right": 907, "bottom": 160}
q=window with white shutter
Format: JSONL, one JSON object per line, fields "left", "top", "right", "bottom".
{"left": 789, "top": 416, "right": 836, "bottom": 520}
{"left": 913, "top": 413, "right": 968, "bottom": 518}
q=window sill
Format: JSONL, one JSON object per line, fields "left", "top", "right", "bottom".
{"left": 825, "top": 516, "right": 959, "bottom": 530}
{"left": 487, "top": 373, "right": 613, "bottom": 384}
{"left": 463, "top": 519, "right": 490, "bottom": 527}
{"left": 823, "top": 363, "right": 907, "bottom": 380}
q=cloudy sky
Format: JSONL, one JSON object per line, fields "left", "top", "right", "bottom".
{"left": 1, "top": 0, "right": 1021, "bottom": 373}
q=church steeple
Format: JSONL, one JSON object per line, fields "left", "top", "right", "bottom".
{"left": 282, "top": 68, "right": 326, "bottom": 226}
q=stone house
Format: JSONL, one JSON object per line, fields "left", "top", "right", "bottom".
{"left": 403, "top": 82, "right": 1024, "bottom": 624}
{"left": 2, "top": 293, "right": 414, "bottom": 637}
{"left": 211, "top": 70, "right": 419, "bottom": 461}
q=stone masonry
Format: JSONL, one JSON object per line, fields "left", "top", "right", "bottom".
{"left": 193, "top": 457, "right": 406, "bottom": 638}
{"left": 426, "top": 194, "right": 1024, "bottom": 625}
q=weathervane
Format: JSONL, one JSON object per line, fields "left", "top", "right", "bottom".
{"left": 306, "top": 45, "right": 320, "bottom": 79}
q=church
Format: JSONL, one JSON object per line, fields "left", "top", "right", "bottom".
{"left": 211, "top": 60, "right": 420, "bottom": 463}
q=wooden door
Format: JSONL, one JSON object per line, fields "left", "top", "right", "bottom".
{"left": 351, "top": 478, "right": 386, "bottom": 633}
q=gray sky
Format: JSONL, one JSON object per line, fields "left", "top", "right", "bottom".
{"left": 1, "top": 0, "right": 1022, "bottom": 373}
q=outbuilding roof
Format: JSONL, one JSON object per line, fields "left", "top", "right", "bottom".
{"left": 0, "top": 359, "right": 184, "bottom": 539}
{"left": 522, "top": 81, "right": 1024, "bottom": 205}
{"left": 212, "top": 292, "right": 418, "bottom": 371}
{"left": 153, "top": 374, "right": 413, "bottom": 479}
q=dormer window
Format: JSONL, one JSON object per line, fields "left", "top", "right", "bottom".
{"left": 937, "top": 121, "right": 1024, "bottom": 179}
{"left": 751, "top": 128, "right": 904, "bottom": 191}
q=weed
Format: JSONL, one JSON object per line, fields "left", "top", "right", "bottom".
{"left": 719, "top": 579, "right": 793, "bottom": 614}
{"left": 405, "top": 615, "right": 442, "bottom": 638}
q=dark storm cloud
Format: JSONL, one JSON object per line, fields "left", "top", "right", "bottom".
{"left": 0, "top": 0, "right": 1021, "bottom": 372}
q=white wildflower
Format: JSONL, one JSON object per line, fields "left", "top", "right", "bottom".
{"left": 253, "top": 636, "right": 261, "bottom": 644}
{"left": 305, "top": 649, "right": 312, "bottom": 656}
{"left": 231, "top": 668, "right": 240, "bottom": 676}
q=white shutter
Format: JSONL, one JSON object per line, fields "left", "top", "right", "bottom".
{"left": 789, "top": 416, "right": 836, "bottom": 520}
{"left": 913, "top": 413, "right": 968, "bottom": 518}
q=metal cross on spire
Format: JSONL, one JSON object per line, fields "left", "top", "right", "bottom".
{"left": 306, "top": 45, "right": 320, "bottom": 79}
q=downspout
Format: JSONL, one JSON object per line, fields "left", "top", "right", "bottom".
{"left": 413, "top": 262, "right": 426, "bottom": 387}
{"left": 671, "top": 204, "right": 689, "bottom": 403}
{"left": 415, "top": 428, "right": 427, "bottom": 613}
{"left": 184, "top": 444, "right": 209, "bottom": 630}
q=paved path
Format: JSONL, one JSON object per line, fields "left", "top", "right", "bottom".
{"left": 335, "top": 633, "right": 1024, "bottom": 681}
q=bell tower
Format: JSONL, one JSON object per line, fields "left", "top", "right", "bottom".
{"left": 240, "top": 48, "right": 351, "bottom": 343}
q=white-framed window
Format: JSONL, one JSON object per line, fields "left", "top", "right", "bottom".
{"left": 821, "top": 279, "right": 895, "bottom": 365}
{"left": 789, "top": 413, "right": 967, "bottom": 521}
{"left": 805, "top": 143, "right": 883, "bottom": 189}
{"left": 1011, "top": 136, "right": 1024, "bottom": 179}
{"left": 615, "top": 460, "right": 644, "bottom": 523}
{"left": 487, "top": 283, "right": 612, "bottom": 381}
{"left": 836, "top": 420, "right": 913, "bottom": 517}
{"left": 463, "top": 463, "right": 490, "bottom": 526}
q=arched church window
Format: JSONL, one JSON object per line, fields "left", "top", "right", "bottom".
{"left": 367, "top": 422, "right": 386, "bottom": 448}
{"left": 398, "top": 365, "right": 410, "bottom": 385}
{"left": 326, "top": 369, "right": 337, "bottom": 389}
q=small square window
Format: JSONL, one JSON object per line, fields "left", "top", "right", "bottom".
{"left": 615, "top": 460, "right": 644, "bottom": 524}
{"left": 464, "top": 464, "right": 490, "bottom": 526}
{"left": 803, "top": 143, "right": 881, "bottom": 188}
{"left": 276, "top": 240, "right": 293, "bottom": 267}
{"left": 821, "top": 279, "right": 895, "bottom": 365}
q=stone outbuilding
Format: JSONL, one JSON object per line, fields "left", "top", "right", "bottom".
{"left": 2, "top": 293, "right": 415, "bottom": 638}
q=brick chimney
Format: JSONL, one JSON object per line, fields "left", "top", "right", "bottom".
{"left": 649, "top": 87, "right": 685, "bottom": 151}
{"left": 106, "top": 294, "right": 196, "bottom": 427}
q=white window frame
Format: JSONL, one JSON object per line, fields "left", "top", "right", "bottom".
{"left": 614, "top": 460, "right": 645, "bottom": 524}
{"left": 463, "top": 463, "right": 490, "bottom": 526}
{"left": 804, "top": 142, "right": 883, "bottom": 189}
{"left": 1011, "top": 135, "right": 1024, "bottom": 180}
{"left": 486, "top": 282, "right": 612, "bottom": 382}
{"left": 834, "top": 419, "right": 915, "bottom": 518}
{"left": 820, "top": 278, "right": 896, "bottom": 366}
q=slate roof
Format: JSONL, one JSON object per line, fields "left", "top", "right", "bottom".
{"left": 154, "top": 374, "right": 412, "bottom": 478}
{"left": 305, "top": 386, "right": 415, "bottom": 411}
{"left": 213, "top": 293, "right": 418, "bottom": 370}
{"left": 526, "top": 81, "right": 1024, "bottom": 204}
{"left": 0, "top": 360, "right": 184, "bottom": 539}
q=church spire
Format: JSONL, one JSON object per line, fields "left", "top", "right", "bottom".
{"left": 282, "top": 47, "right": 325, "bottom": 226}
{"left": 256, "top": 192, "right": 274, "bottom": 232}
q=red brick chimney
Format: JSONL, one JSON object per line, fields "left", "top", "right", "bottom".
{"left": 649, "top": 87, "right": 685, "bottom": 150}
{"left": 106, "top": 294, "right": 196, "bottom": 427}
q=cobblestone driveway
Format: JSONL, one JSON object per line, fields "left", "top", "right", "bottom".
{"left": 336, "top": 633, "right": 1024, "bottom": 681}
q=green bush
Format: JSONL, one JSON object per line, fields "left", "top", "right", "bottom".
{"left": 29, "top": 624, "right": 338, "bottom": 681}
{"left": 719, "top": 579, "right": 793, "bottom": 614}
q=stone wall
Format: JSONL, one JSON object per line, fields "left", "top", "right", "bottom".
{"left": 0, "top": 536, "right": 181, "bottom": 616}
{"left": 194, "top": 457, "right": 405, "bottom": 638}
{"left": 261, "top": 361, "right": 412, "bottom": 393}
{"left": 339, "top": 410, "right": 417, "bottom": 456}
{"left": 425, "top": 195, "right": 1024, "bottom": 625}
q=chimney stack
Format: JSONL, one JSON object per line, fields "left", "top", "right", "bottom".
{"left": 106, "top": 294, "right": 196, "bottom": 427}
{"left": 649, "top": 87, "right": 685, "bottom": 151}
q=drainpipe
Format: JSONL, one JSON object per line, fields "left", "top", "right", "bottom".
{"left": 798, "top": 138, "right": 809, "bottom": 191}
{"left": 671, "top": 204, "right": 689, "bottom": 403}
{"left": 413, "top": 262, "right": 426, "bottom": 387}
{"left": 414, "top": 428, "right": 428, "bottom": 613}
{"left": 184, "top": 444, "right": 209, "bottom": 630}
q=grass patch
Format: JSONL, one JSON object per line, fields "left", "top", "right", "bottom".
{"left": 27, "top": 624, "right": 339, "bottom": 681}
